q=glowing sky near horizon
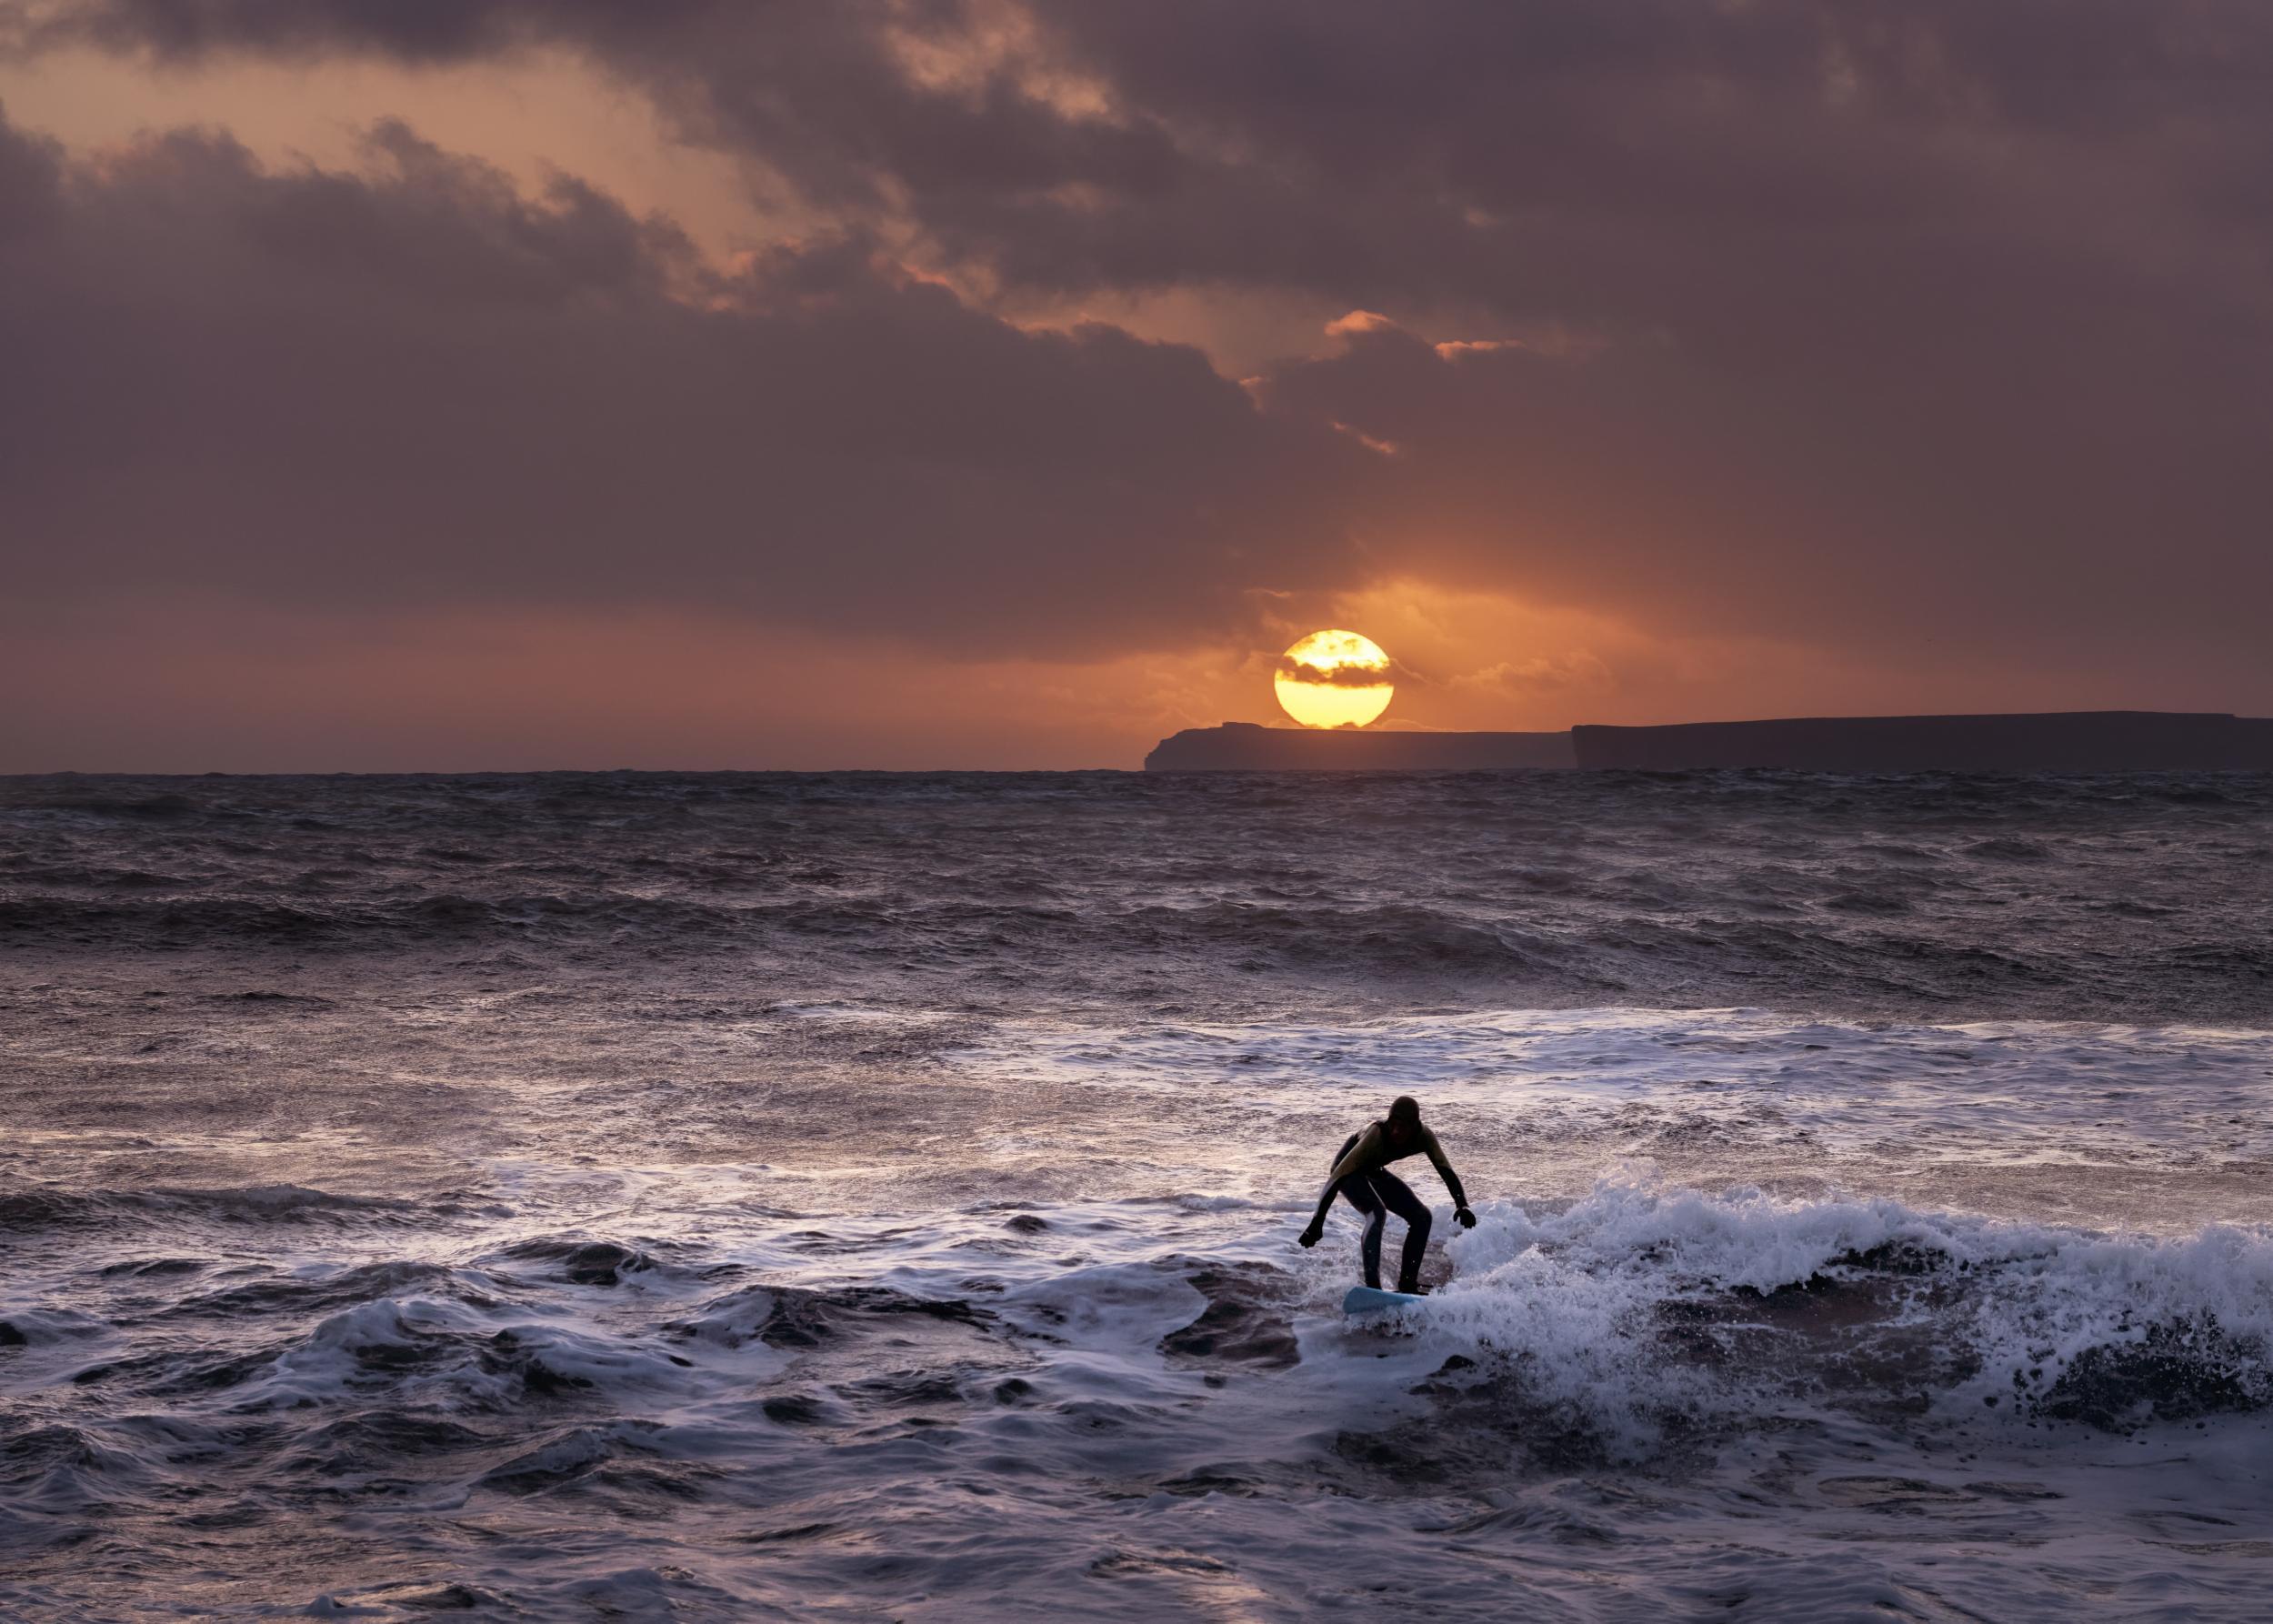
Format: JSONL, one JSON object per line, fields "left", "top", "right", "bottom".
{"left": 1, "top": 1, "right": 2268, "bottom": 769}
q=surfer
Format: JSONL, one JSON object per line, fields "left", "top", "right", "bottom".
{"left": 1298, "top": 1095, "right": 1477, "bottom": 1294}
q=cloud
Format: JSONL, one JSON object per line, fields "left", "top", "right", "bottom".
{"left": 33, "top": 2, "right": 2273, "bottom": 318}
{"left": 0, "top": 87, "right": 56, "bottom": 228}
{"left": 15, "top": 3, "right": 2260, "bottom": 677}
{"left": 1275, "top": 653, "right": 1391, "bottom": 688}
{"left": 1260, "top": 305, "right": 2273, "bottom": 671}
{"left": 0, "top": 103, "right": 1366, "bottom": 659}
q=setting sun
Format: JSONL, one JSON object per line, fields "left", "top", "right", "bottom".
{"left": 1275, "top": 629, "right": 1394, "bottom": 728}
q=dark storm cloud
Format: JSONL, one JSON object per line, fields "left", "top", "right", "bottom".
{"left": 0, "top": 105, "right": 1359, "bottom": 656}
{"left": 3, "top": 1, "right": 2271, "bottom": 686}
{"left": 27, "top": 1, "right": 2273, "bottom": 308}
{"left": 1260, "top": 309, "right": 2273, "bottom": 661}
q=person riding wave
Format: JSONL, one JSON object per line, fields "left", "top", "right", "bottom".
{"left": 1298, "top": 1095, "right": 1477, "bottom": 1294}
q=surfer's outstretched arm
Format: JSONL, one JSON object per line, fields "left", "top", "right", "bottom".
{"left": 1298, "top": 1170, "right": 1347, "bottom": 1245}
{"left": 1299, "top": 1125, "right": 1382, "bottom": 1245}
{"left": 1421, "top": 1128, "right": 1478, "bottom": 1228}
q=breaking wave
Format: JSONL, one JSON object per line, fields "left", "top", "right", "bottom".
{"left": 1417, "top": 1181, "right": 2273, "bottom": 1457}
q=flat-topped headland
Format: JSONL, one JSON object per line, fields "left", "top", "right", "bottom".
{"left": 1143, "top": 722, "right": 1575, "bottom": 771}
{"left": 1145, "top": 711, "right": 2273, "bottom": 772}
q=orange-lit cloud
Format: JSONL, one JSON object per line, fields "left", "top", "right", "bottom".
{"left": 1275, "top": 655, "right": 1392, "bottom": 688}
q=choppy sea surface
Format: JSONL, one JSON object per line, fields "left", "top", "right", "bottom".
{"left": 2, "top": 768, "right": 2268, "bottom": 1620}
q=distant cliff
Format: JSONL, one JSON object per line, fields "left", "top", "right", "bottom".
{"left": 1145, "top": 712, "right": 2273, "bottom": 772}
{"left": 1573, "top": 711, "right": 2273, "bottom": 772}
{"left": 1144, "top": 722, "right": 1575, "bottom": 771}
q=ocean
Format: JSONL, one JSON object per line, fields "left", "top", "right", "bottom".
{"left": 1, "top": 768, "right": 2268, "bottom": 1619}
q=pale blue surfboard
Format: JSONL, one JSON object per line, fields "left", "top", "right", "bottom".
{"left": 1342, "top": 1285, "right": 1426, "bottom": 1316}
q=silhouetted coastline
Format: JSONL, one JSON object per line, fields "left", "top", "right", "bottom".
{"left": 1145, "top": 721, "right": 1576, "bottom": 770}
{"left": 1147, "top": 710, "right": 2273, "bottom": 772}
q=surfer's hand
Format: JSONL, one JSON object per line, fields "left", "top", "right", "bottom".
{"left": 1455, "top": 1207, "right": 1477, "bottom": 1229}
{"left": 1298, "top": 1223, "right": 1322, "bottom": 1248}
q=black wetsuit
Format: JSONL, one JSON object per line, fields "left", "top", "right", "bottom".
{"left": 1317, "top": 1123, "right": 1468, "bottom": 1292}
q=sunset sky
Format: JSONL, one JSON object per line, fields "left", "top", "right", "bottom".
{"left": 4, "top": 2, "right": 2269, "bottom": 770}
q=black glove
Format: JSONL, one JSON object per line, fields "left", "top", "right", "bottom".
{"left": 1454, "top": 1207, "right": 1477, "bottom": 1229}
{"left": 1298, "top": 1222, "right": 1323, "bottom": 1248}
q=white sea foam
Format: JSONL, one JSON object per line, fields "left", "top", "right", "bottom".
{"left": 1408, "top": 1178, "right": 2273, "bottom": 1447}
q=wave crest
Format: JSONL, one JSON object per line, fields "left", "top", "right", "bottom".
{"left": 1421, "top": 1180, "right": 2273, "bottom": 1449}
